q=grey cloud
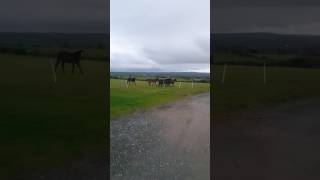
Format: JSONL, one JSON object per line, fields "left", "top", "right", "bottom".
{"left": 111, "top": 0, "right": 210, "bottom": 72}
{"left": 1, "top": 0, "right": 107, "bottom": 33}
{"left": 143, "top": 38, "right": 209, "bottom": 65}
{"left": 212, "top": 6, "right": 320, "bottom": 34}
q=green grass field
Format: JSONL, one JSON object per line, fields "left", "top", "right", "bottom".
{"left": 110, "top": 79, "right": 210, "bottom": 119}
{"left": 0, "top": 54, "right": 107, "bottom": 178}
{"left": 213, "top": 65, "right": 320, "bottom": 120}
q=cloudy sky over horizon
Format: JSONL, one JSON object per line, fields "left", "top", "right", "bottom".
{"left": 213, "top": 0, "right": 320, "bottom": 35}
{"left": 110, "top": 0, "right": 210, "bottom": 72}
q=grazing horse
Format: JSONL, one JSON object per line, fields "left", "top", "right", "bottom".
{"left": 163, "top": 78, "right": 177, "bottom": 87}
{"left": 164, "top": 78, "right": 171, "bottom": 87}
{"left": 157, "top": 79, "right": 165, "bottom": 87}
{"left": 127, "top": 77, "right": 136, "bottom": 85}
{"left": 146, "top": 78, "right": 158, "bottom": 86}
{"left": 55, "top": 50, "right": 84, "bottom": 74}
{"left": 169, "top": 78, "right": 177, "bottom": 86}
{"left": 156, "top": 78, "right": 177, "bottom": 87}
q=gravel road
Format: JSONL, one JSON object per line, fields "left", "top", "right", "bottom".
{"left": 110, "top": 93, "right": 210, "bottom": 180}
{"left": 214, "top": 99, "right": 320, "bottom": 180}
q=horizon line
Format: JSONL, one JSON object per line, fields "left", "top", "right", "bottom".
{"left": 0, "top": 31, "right": 109, "bottom": 34}
{"left": 110, "top": 71, "right": 210, "bottom": 73}
{"left": 212, "top": 32, "right": 320, "bottom": 36}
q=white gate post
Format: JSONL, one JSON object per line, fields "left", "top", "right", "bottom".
{"left": 50, "top": 59, "right": 57, "bottom": 83}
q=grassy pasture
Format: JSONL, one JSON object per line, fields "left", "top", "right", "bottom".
{"left": 0, "top": 54, "right": 107, "bottom": 178}
{"left": 110, "top": 79, "right": 210, "bottom": 119}
{"left": 213, "top": 65, "right": 320, "bottom": 120}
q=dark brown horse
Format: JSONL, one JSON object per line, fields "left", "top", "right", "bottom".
{"left": 146, "top": 78, "right": 158, "bottom": 86}
{"left": 162, "top": 78, "right": 177, "bottom": 87}
{"left": 157, "top": 78, "right": 176, "bottom": 87}
{"left": 169, "top": 78, "right": 177, "bottom": 86}
{"left": 127, "top": 77, "right": 136, "bottom": 85}
{"left": 55, "top": 50, "right": 84, "bottom": 74}
{"left": 157, "top": 79, "right": 165, "bottom": 87}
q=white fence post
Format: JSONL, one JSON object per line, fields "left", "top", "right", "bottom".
{"left": 125, "top": 79, "right": 128, "bottom": 88}
{"left": 50, "top": 59, "right": 57, "bottom": 83}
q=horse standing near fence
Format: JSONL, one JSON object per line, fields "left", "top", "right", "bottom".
{"left": 147, "top": 78, "right": 158, "bottom": 86}
{"left": 157, "top": 79, "right": 165, "bottom": 87}
{"left": 55, "top": 50, "right": 84, "bottom": 74}
{"left": 163, "top": 78, "right": 177, "bottom": 87}
{"left": 156, "top": 78, "right": 177, "bottom": 87}
{"left": 127, "top": 77, "right": 136, "bottom": 85}
{"left": 169, "top": 78, "right": 177, "bottom": 86}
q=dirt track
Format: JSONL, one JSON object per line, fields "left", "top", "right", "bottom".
{"left": 110, "top": 93, "right": 210, "bottom": 180}
{"left": 214, "top": 99, "right": 320, "bottom": 180}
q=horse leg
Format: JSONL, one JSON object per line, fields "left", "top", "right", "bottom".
{"left": 77, "top": 63, "right": 84, "bottom": 74}
{"left": 61, "top": 62, "right": 65, "bottom": 73}
{"left": 55, "top": 60, "right": 60, "bottom": 72}
{"left": 72, "top": 63, "right": 75, "bottom": 74}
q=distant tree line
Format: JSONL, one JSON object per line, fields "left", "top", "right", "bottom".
{"left": 213, "top": 55, "right": 320, "bottom": 68}
{"left": 0, "top": 46, "right": 107, "bottom": 61}
{"left": 214, "top": 46, "right": 320, "bottom": 57}
{"left": 0, "top": 47, "right": 28, "bottom": 55}
{"left": 110, "top": 76, "right": 210, "bottom": 83}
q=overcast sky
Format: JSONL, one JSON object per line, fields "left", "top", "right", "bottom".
{"left": 110, "top": 0, "right": 210, "bottom": 72}
{"left": 213, "top": 0, "right": 320, "bottom": 34}
{"left": 0, "top": 0, "right": 108, "bottom": 33}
